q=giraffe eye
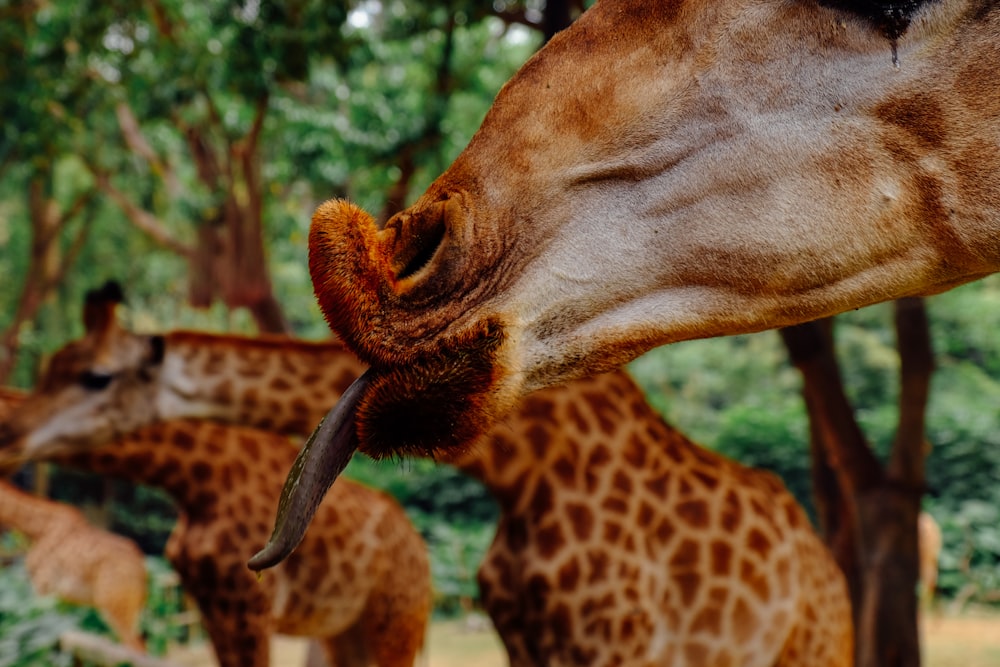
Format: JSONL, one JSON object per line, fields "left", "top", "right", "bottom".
{"left": 79, "top": 370, "right": 114, "bottom": 391}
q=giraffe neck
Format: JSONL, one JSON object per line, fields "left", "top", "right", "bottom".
{"left": 153, "top": 336, "right": 703, "bottom": 519}
{"left": 145, "top": 331, "right": 527, "bottom": 505}
{"left": 53, "top": 419, "right": 291, "bottom": 517}
{"left": 0, "top": 480, "right": 80, "bottom": 542}
{"left": 156, "top": 332, "right": 365, "bottom": 436}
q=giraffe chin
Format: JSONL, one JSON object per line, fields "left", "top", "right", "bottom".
{"left": 247, "top": 371, "right": 372, "bottom": 572}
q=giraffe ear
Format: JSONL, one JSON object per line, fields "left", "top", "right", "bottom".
{"left": 83, "top": 281, "right": 125, "bottom": 334}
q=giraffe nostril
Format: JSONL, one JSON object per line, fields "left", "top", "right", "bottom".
{"left": 388, "top": 199, "right": 449, "bottom": 284}
{"left": 395, "top": 219, "right": 446, "bottom": 282}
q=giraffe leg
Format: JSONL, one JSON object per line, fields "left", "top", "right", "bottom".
{"left": 483, "top": 605, "right": 536, "bottom": 667}
{"left": 92, "top": 566, "right": 147, "bottom": 652}
{"left": 305, "top": 639, "right": 330, "bottom": 667}
{"left": 322, "top": 625, "right": 370, "bottom": 667}
{"left": 365, "top": 609, "right": 427, "bottom": 667}
{"left": 197, "top": 607, "right": 270, "bottom": 667}
{"left": 96, "top": 595, "right": 146, "bottom": 652}
{"left": 478, "top": 565, "right": 538, "bottom": 667}
{"left": 358, "top": 517, "right": 430, "bottom": 667}
{"left": 183, "top": 561, "right": 273, "bottom": 667}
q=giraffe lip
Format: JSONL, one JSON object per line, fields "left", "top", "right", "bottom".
{"left": 247, "top": 370, "right": 372, "bottom": 572}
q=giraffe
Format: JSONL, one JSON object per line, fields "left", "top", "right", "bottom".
{"left": 0, "top": 389, "right": 148, "bottom": 652}
{"left": 455, "top": 370, "right": 853, "bottom": 666}
{"left": 290, "top": 0, "right": 1000, "bottom": 490}
{"left": 0, "top": 286, "right": 852, "bottom": 665}
{"left": 0, "top": 416, "right": 430, "bottom": 667}
{"left": 0, "top": 281, "right": 364, "bottom": 458}
{"left": 0, "top": 477, "right": 149, "bottom": 652}
{"left": 0, "top": 384, "right": 430, "bottom": 667}
{"left": 917, "top": 511, "right": 942, "bottom": 609}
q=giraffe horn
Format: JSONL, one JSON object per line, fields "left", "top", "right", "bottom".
{"left": 247, "top": 371, "right": 373, "bottom": 571}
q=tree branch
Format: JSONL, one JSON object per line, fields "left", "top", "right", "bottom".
{"left": 89, "top": 167, "right": 194, "bottom": 258}
{"left": 243, "top": 94, "right": 269, "bottom": 157}
{"left": 889, "top": 297, "right": 934, "bottom": 483}
{"left": 780, "top": 319, "right": 884, "bottom": 493}
{"left": 115, "top": 102, "right": 180, "bottom": 197}
{"left": 55, "top": 190, "right": 95, "bottom": 228}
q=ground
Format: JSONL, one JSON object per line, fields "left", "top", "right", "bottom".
{"left": 922, "top": 609, "right": 1000, "bottom": 667}
{"left": 163, "top": 609, "right": 1000, "bottom": 667}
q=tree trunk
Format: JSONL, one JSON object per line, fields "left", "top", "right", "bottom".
{"left": 855, "top": 485, "right": 922, "bottom": 667}
{"left": 178, "top": 95, "right": 289, "bottom": 334}
{"left": 0, "top": 175, "right": 93, "bottom": 384}
{"left": 806, "top": 395, "right": 863, "bottom": 617}
{"left": 780, "top": 299, "right": 932, "bottom": 667}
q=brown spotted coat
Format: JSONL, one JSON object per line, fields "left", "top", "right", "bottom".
{"left": 22, "top": 420, "right": 430, "bottom": 667}
{"left": 457, "top": 371, "right": 852, "bottom": 667}
{"left": 0, "top": 297, "right": 849, "bottom": 665}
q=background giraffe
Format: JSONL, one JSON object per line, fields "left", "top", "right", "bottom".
{"left": 0, "top": 478, "right": 149, "bottom": 652}
{"left": 918, "top": 511, "right": 942, "bottom": 610}
{"left": 0, "top": 388, "right": 147, "bottom": 651}
{"left": 0, "top": 398, "right": 430, "bottom": 666}
{"left": 2, "top": 284, "right": 852, "bottom": 665}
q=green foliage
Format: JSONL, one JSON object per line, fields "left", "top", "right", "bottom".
{"left": 713, "top": 402, "right": 814, "bottom": 518}
{"left": 936, "top": 501, "right": 1000, "bottom": 605}
{"left": 420, "top": 517, "right": 496, "bottom": 617}
{"left": 141, "top": 557, "right": 197, "bottom": 656}
{"left": 109, "top": 484, "right": 178, "bottom": 555}
{"left": 0, "top": 563, "right": 85, "bottom": 667}
{"left": 346, "top": 456, "right": 498, "bottom": 524}
{"left": 0, "top": 0, "right": 540, "bottom": 382}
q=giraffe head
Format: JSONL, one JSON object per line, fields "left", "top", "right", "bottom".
{"left": 0, "top": 282, "right": 166, "bottom": 472}
{"left": 293, "top": 0, "right": 999, "bottom": 478}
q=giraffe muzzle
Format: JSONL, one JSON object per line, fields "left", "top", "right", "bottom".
{"left": 247, "top": 370, "right": 372, "bottom": 571}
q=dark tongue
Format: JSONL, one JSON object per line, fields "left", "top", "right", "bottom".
{"left": 247, "top": 371, "right": 372, "bottom": 571}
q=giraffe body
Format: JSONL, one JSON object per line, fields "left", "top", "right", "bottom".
{"left": 0, "top": 293, "right": 851, "bottom": 665}
{"left": 0, "top": 480, "right": 148, "bottom": 651}
{"left": 463, "top": 372, "right": 852, "bottom": 667}
{"left": 918, "top": 511, "right": 942, "bottom": 608}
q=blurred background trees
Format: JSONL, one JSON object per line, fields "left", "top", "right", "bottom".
{"left": 1, "top": 0, "right": 998, "bottom": 643}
